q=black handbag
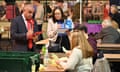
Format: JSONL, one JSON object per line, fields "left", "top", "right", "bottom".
{"left": 48, "top": 43, "right": 60, "bottom": 52}
{"left": 48, "top": 40, "right": 62, "bottom": 52}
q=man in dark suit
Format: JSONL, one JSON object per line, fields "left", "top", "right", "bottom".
{"left": 10, "top": 3, "right": 39, "bottom": 52}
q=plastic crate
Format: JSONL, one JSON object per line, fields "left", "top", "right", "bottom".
{"left": 0, "top": 51, "right": 40, "bottom": 72}
{"left": 87, "top": 20, "right": 102, "bottom": 24}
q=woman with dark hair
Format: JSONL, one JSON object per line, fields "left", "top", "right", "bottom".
{"left": 47, "top": 7, "right": 73, "bottom": 52}
{"left": 52, "top": 7, "right": 65, "bottom": 23}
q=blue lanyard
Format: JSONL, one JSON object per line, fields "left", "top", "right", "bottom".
{"left": 57, "top": 21, "right": 65, "bottom": 29}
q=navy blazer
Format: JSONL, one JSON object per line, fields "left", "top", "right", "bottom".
{"left": 10, "top": 15, "right": 39, "bottom": 51}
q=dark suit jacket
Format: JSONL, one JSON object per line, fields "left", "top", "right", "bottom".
{"left": 95, "top": 26, "right": 120, "bottom": 44}
{"left": 10, "top": 15, "right": 39, "bottom": 51}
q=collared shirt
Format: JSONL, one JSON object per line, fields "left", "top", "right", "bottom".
{"left": 22, "top": 14, "right": 28, "bottom": 30}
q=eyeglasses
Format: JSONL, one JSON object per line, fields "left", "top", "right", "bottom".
{"left": 54, "top": 13, "right": 61, "bottom": 15}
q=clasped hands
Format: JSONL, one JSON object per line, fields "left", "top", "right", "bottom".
{"left": 26, "top": 29, "right": 38, "bottom": 42}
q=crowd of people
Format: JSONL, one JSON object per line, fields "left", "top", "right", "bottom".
{"left": 83, "top": 1, "right": 110, "bottom": 21}
{"left": 0, "top": 0, "right": 74, "bottom": 22}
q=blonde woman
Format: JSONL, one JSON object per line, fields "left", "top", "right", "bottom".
{"left": 57, "top": 31, "right": 94, "bottom": 72}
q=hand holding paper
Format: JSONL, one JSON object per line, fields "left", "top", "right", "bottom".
{"left": 62, "top": 46, "right": 68, "bottom": 53}
{"left": 62, "top": 46, "right": 71, "bottom": 57}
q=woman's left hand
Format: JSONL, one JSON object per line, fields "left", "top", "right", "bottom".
{"left": 56, "top": 60, "right": 61, "bottom": 65}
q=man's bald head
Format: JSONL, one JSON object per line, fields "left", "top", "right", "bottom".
{"left": 23, "top": 3, "right": 34, "bottom": 12}
{"left": 23, "top": 3, "right": 34, "bottom": 20}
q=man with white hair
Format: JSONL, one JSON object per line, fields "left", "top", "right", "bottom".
{"left": 101, "top": 19, "right": 112, "bottom": 28}
{"left": 95, "top": 19, "right": 120, "bottom": 43}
